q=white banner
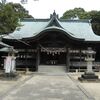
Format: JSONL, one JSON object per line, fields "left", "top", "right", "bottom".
{"left": 4, "top": 56, "right": 16, "bottom": 73}
{"left": 5, "top": 56, "right": 12, "bottom": 73}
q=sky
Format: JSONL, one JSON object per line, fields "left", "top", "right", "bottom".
{"left": 6, "top": 0, "right": 100, "bottom": 18}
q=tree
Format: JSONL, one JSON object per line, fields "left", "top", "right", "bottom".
{"left": 8, "top": 3, "right": 33, "bottom": 19}
{"left": 0, "top": 2, "right": 33, "bottom": 35}
{"left": 61, "top": 8, "right": 88, "bottom": 19}
{"left": 91, "top": 11, "right": 100, "bottom": 35}
{"left": 0, "top": 3, "right": 19, "bottom": 35}
{"left": 61, "top": 8, "right": 99, "bottom": 19}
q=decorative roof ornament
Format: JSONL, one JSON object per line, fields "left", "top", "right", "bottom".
{"left": 71, "top": 14, "right": 79, "bottom": 20}
{"left": 50, "top": 10, "right": 59, "bottom": 19}
{"left": 53, "top": 10, "right": 56, "bottom": 16}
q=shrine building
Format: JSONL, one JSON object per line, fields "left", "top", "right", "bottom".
{"left": 1, "top": 12, "right": 100, "bottom": 72}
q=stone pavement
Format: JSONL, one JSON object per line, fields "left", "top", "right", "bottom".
{"left": 0, "top": 73, "right": 30, "bottom": 97}
{"left": 70, "top": 72, "right": 100, "bottom": 100}
{"left": 1, "top": 73, "right": 93, "bottom": 100}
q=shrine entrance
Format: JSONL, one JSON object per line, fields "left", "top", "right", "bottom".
{"left": 36, "top": 29, "right": 72, "bottom": 71}
{"left": 40, "top": 47, "right": 66, "bottom": 65}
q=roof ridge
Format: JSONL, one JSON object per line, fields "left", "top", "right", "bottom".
{"left": 59, "top": 19, "right": 90, "bottom": 23}
{"left": 20, "top": 18, "right": 50, "bottom": 22}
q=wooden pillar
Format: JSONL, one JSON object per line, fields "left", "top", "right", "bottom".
{"left": 79, "top": 49, "right": 82, "bottom": 72}
{"left": 25, "top": 49, "right": 28, "bottom": 71}
{"left": 66, "top": 48, "right": 70, "bottom": 72}
{"left": 36, "top": 46, "right": 40, "bottom": 71}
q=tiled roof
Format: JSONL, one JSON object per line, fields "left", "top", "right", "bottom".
{"left": 4, "top": 13, "right": 100, "bottom": 42}
{"left": 59, "top": 20, "right": 100, "bottom": 41}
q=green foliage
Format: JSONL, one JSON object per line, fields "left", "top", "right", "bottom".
{"left": 0, "top": 2, "right": 33, "bottom": 35}
{"left": 61, "top": 8, "right": 87, "bottom": 19}
{"left": 61, "top": 8, "right": 99, "bottom": 19}
{"left": 8, "top": 3, "right": 33, "bottom": 19}
{"left": 91, "top": 11, "right": 100, "bottom": 35}
{"left": 0, "top": 3, "right": 19, "bottom": 34}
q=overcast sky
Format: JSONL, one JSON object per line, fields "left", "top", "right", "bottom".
{"left": 6, "top": 0, "right": 100, "bottom": 18}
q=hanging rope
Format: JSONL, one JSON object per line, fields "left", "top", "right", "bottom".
{"left": 39, "top": 44, "right": 66, "bottom": 55}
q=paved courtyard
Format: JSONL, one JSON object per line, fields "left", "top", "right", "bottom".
{"left": 0, "top": 73, "right": 94, "bottom": 100}
{"left": 70, "top": 72, "right": 100, "bottom": 100}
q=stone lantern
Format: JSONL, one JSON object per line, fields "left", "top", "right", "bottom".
{"left": 85, "top": 47, "right": 95, "bottom": 74}
{"left": 78, "top": 47, "right": 99, "bottom": 81}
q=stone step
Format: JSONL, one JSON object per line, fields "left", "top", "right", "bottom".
{"left": 38, "top": 65, "right": 66, "bottom": 73}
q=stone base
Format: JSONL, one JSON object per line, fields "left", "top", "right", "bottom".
{"left": 0, "top": 72, "right": 19, "bottom": 80}
{"left": 5, "top": 73, "right": 18, "bottom": 78}
{"left": 78, "top": 72, "right": 99, "bottom": 82}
